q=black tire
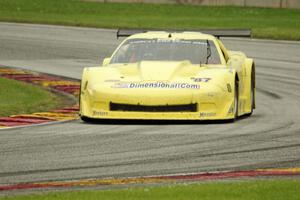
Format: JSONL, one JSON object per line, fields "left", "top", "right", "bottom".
{"left": 248, "top": 69, "right": 255, "bottom": 115}
{"left": 234, "top": 80, "right": 239, "bottom": 120}
{"left": 80, "top": 115, "right": 94, "bottom": 123}
{"left": 249, "top": 80, "right": 254, "bottom": 115}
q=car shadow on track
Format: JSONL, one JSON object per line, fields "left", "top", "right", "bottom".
{"left": 78, "top": 113, "right": 253, "bottom": 125}
{"left": 79, "top": 118, "right": 239, "bottom": 125}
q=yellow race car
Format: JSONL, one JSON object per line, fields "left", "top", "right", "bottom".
{"left": 79, "top": 29, "right": 255, "bottom": 122}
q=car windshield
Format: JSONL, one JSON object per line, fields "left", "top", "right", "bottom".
{"left": 110, "top": 38, "right": 221, "bottom": 65}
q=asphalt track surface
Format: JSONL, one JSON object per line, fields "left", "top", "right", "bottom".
{"left": 0, "top": 22, "right": 300, "bottom": 186}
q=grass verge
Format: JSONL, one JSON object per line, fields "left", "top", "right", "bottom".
{"left": 0, "top": 0, "right": 300, "bottom": 40}
{"left": 1, "top": 179, "right": 300, "bottom": 200}
{"left": 0, "top": 77, "right": 65, "bottom": 117}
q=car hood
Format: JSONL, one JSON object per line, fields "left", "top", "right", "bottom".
{"left": 84, "top": 61, "right": 233, "bottom": 104}
{"left": 115, "top": 61, "right": 199, "bottom": 81}
{"left": 88, "top": 61, "right": 227, "bottom": 83}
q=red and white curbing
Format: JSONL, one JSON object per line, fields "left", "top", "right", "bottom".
{"left": 0, "top": 167, "right": 299, "bottom": 191}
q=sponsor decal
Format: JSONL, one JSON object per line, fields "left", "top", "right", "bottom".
{"left": 93, "top": 110, "right": 108, "bottom": 116}
{"left": 200, "top": 112, "right": 216, "bottom": 117}
{"left": 128, "top": 39, "right": 207, "bottom": 45}
{"left": 112, "top": 82, "right": 200, "bottom": 89}
{"left": 191, "top": 77, "right": 211, "bottom": 83}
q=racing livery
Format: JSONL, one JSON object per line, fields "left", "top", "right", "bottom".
{"left": 79, "top": 29, "right": 255, "bottom": 121}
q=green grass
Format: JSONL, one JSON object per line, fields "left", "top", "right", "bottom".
{"left": 0, "top": 77, "right": 64, "bottom": 117}
{"left": 0, "top": 0, "right": 300, "bottom": 40}
{"left": 1, "top": 180, "right": 300, "bottom": 200}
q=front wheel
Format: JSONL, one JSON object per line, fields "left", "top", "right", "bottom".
{"left": 246, "top": 70, "right": 255, "bottom": 116}
{"left": 80, "top": 115, "right": 94, "bottom": 123}
{"left": 249, "top": 79, "right": 255, "bottom": 115}
{"left": 233, "top": 80, "right": 239, "bottom": 120}
{"left": 250, "top": 68, "right": 255, "bottom": 114}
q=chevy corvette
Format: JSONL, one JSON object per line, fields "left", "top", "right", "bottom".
{"left": 79, "top": 29, "right": 255, "bottom": 121}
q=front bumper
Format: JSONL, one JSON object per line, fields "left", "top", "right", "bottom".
{"left": 80, "top": 85, "right": 235, "bottom": 120}
{"left": 80, "top": 99, "right": 235, "bottom": 121}
{"left": 80, "top": 110, "right": 234, "bottom": 120}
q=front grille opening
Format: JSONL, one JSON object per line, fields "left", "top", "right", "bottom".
{"left": 110, "top": 102, "right": 198, "bottom": 112}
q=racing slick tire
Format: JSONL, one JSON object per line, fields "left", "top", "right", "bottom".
{"left": 250, "top": 69, "right": 255, "bottom": 115}
{"left": 234, "top": 80, "right": 239, "bottom": 120}
{"left": 80, "top": 115, "right": 94, "bottom": 123}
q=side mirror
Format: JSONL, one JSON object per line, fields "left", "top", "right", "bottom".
{"left": 102, "top": 57, "right": 111, "bottom": 66}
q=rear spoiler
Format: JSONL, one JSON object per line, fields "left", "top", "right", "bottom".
{"left": 116, "top": 29, "right": 251, "bottom": 39}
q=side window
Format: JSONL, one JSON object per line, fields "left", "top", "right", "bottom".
{"left": 208, "top": 40, "right": 221, "bottom": 65}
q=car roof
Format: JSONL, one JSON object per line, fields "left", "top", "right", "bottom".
{"left": 127, "top": 31, "right": 217, "bottom": 40}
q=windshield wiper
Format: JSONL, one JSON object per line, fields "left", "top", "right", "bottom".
{"left": 206, "top": 40, "right": 212, "bottom": 64}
